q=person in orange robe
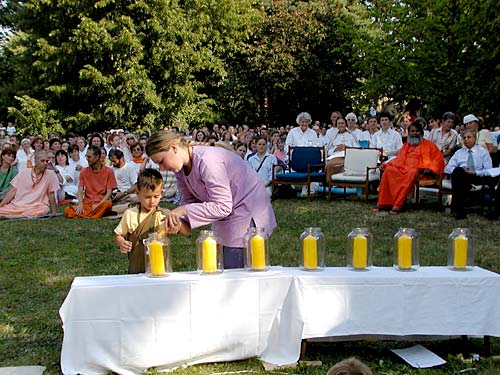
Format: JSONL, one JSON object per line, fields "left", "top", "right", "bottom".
{"left": 374, "top": 118, "right": 445, "bottom": 214}
{"left": 64, "top": 145, "right": 117, "bottom": 219}
{"left": 0, "top": 151, "right": 59, "bottom": 218}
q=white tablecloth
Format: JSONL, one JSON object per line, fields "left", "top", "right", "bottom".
{"left": 59, "top": 268, "right": 293, "bottom": 375}
{"left": 60, "top": 267, "right": 500, "bottom": 374}
{"left": 260, "top": 266, "right": 500, "bottom": 365}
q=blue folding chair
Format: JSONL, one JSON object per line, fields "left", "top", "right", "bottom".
{"left": 272, "top": 146, "right": 326, "bottom": 201}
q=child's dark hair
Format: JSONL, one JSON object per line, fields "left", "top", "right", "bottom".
{"left": 137, "top": 168, "right": 163, "bottom": 191}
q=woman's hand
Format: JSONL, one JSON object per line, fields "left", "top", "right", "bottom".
{"left": 165, "top": 206, "right": 188, "bottom": 233}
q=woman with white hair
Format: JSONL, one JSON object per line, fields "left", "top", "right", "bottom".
{"left": 284, "top": 111, "right": 318, "bottom": 155}
{"left": 16, "top": 138, "right": 34, "bottom": 172}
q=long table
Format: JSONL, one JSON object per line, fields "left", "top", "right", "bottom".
{"left": 60, "top": 267, "right": 500, "bottom": 375}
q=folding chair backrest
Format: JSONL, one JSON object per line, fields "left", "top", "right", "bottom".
{"left": 343, "top": 148, "right": 380, "bottom": 176}
{"left": 289, "top": 147, "right": 323, "bottom": 173}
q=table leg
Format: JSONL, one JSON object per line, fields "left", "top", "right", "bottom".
{"left": 300, "top": 339, "right": 307, "bottom": 359}
{"left": 484, "top": 336, "right": 491, "bottom": 357}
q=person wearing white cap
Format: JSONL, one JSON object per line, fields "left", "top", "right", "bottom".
{"left": 463, "top": 114, "right": 496, "bottom": 154}
{"left": 345, "top": 112, "right": 362, "bottom": 142}
{"left": 15, "top": 138, "right": 34, "bottom": 172}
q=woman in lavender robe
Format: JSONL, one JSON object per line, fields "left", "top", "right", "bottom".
{"left": 146, "top": 131, "right": 277, "bottom": 269}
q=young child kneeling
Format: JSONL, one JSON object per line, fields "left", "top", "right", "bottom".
{"left": 114, "top": 168, "right": 188, "bottom": 273}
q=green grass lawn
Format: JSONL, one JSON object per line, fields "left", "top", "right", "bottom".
{"left": 1, "top": 198, "right": 499, "bottom": 374}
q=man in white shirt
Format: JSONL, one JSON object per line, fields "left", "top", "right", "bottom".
{"left": 444, "top": 129, "right": 492, "bottom": 219}
{"left": 284, "top": 112, "right": 318, "bottom": 154}
{"left": 109, "top": 149, "right": 138, "bottom": 205}
{"left": 372, "top": 112, "right": 403, "bottom": 158}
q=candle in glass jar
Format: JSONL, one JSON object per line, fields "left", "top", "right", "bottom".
{"left": 202, "top": 236, "right": 217, "bottom": 273}
{"left": 398, "top": 234, "right": 412, "bottom": 269}
{"left": 454, "top": 234, "right": 468, "bottom": 269}
{"left": 149, "top": 239, "right": 165, "bottom": 275}
{"left": 251, "top": 234, "right": 266, "bottom": 270}
{"left": 353, "top": 234, "right": 367, "bottom": 269}
{"left": 303, "top": 234, "right": 318, "bottom": 270}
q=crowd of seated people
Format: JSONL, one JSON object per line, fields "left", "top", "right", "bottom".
{"left": 0, "top": 108, "right": 499, "bottom": 220}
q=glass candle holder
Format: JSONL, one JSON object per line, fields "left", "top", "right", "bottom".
{"left": 196, "top": 230, "right": 223, "bottom": 275}
{"left": 244, "top": 227, "right": 269, "bottom": 271}
{"left": 143, "top": 232, "right": 172, "bottom": 277}
{"left": 393, "top": 227, "right": 419, "bottom": 271}
{"left": 448, "top": 228, "right": 474, "bottom": 271}
{"left": 299, "top": 227, "right": 325, "bottom": 271}
{"left": 347, "top": 227, "right": 373, "bottom": 271}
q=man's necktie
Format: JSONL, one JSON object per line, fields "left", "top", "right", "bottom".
{"left": 467, "top": 149, "right": 475, "bottom": 170}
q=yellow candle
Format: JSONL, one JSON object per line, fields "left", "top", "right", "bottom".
{"left": 149, "top": 240, "right": 165, "bottom": 275}
{"left": 303, "top": 234, "right": 318, "bottom": 270}
{"left": 202, "top": 236, "right": 217, "bottom": 273}
{"left": 398, "top": 234, "right": 412, "bottom": 269}
{"left": 353, "top": 234, "right": 367, "bottom": 269}
{"left": 454, "top": 234, "right": 468, "bottom": 269}
{"left": 251, "top": 234, "right": 266, "bottom": 270}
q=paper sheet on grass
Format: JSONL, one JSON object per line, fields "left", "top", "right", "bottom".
{"left": 0, "top": 366, "right": 46, "bottom": 375}
{"left": 390, "top": 344, "right": 446, "bottom": 368}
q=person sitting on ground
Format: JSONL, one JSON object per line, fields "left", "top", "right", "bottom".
{"left": 0, "top": 151, "right": 59, "bottom": 218}
{"left": 105, "top": 132, "right": 121, "bottom": 155}
{"left": 114, "top": 168, "right": 189, "bottom": 273}
{"left": 16, "top": 138, "right": 34, "bottom": 172}
{"left": 0, "top": 148, "right": 18, "bottom": 200}
{"left": 326, "top": 357, "right": 372, "bottom": 375}
{"left": 374, "top": 118, "right": 445, "bottom": 214}
{"left": 444, "top": 129, "right": 493, "bottom": 220}
{"left": 49, "top": 138, "right": 62, "bottom": 152}
{"left": 64, "top": 145, "right": 117, "bottom": 219}
{"left": 371, "top": 111, "right": 403, "bottom": 160}
{"left": 31, "top": 136, "right": 45, "bottom": 153}
{"left": 67, "top": 144, "right": 88, "bottom": 186}
{"left": 247, "top": 136, "right": 278, "bottom": 196}
{"left": 129, "top": 141, "right": 145, "bottom": 175}
{"left": 76, "top": 136, "right": 87, "bottom": 160}
{"left": 99, "top": 147, "right": 111, "bottom": 167}
{"left": 54, "top": 149, "right": 78, "bottom": 201}
{"left": 428, "top": 111, "right": 458, "bottom": 163}
{"left": 109, "top": 149, "right": 138, "bottom": 212}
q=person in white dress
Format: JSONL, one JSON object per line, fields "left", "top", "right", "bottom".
{"left": 15, "top": 138, "right": 34, "bottom": 172}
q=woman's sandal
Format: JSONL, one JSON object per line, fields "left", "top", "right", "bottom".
{"left": 372, "top": 206, "right": 380, "bottom": 212}
{"left": 389, "top": 208, "right": 401, "bottom": 215}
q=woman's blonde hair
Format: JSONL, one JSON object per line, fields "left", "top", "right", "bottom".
{"left": 146, "top": 131, "right": 190, "bottom": 156}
